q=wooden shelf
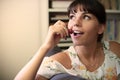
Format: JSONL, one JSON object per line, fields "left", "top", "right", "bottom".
{"left": 49, "top": 7, "right": 120, "bottom": 49}
{"left": 49, "top": 8, "right": 67, "bottom": 12}
{"left": 49, "top": 8, "right": 120, "bottom": 14}
{"left": 106, "top": 10, "right": 120, "bottom": 14}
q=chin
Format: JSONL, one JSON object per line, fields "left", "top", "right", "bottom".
{"left": 73, "top": 42, "right": 82, "bottom": 46}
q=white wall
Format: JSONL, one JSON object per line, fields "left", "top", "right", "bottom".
{"left": 0, "top": 0, "right": 48, "bottom": 80}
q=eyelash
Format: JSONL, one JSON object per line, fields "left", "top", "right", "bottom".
{"left": 69, "top": 14, "right": 91, "bottom": 20}
{"left": 69, "top": 15, "right": 74, "bottom": 19}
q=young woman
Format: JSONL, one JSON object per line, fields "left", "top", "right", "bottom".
{"left": 15, "top": 0, "right": 120, "bottom": 80}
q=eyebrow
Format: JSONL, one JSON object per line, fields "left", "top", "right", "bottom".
{"left": 70, "top": 10, "right": 89, "bottom": 15}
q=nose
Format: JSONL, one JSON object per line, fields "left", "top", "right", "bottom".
{"left": 68, "top": 15, "right": 82, "bottom": 30}
{"left": 73, "top": 17, "right": 82, "bottom": 27}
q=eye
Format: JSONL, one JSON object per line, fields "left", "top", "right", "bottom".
{"left": 83, "top": 15, "right": 91, "bottom": 20}
{"left": 69, "top": 14, "right": 74, "bottom": 19}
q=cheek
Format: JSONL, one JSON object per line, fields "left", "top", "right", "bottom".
{"left": 84, "top": 24, "right": 99, "bottom": 39}
{"left": 84, "top": 23, "right": 99, "bottom": 34}
{"left": 67, "top": 21, "right": 73, "bottom": 29}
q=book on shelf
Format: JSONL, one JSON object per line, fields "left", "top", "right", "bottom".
{"left": 117, "top": 0, "right": 120, "bottom": 10}
{"left": 105, "top": 19, "right": 115, "bottom": 40}
{"left": 58, "top": 41, "right": 73, "bottom": 50}
{"left": 104, "top": 19, "right": 120, "bottom": 42}
{"left": 50, "top": 0, "right": 73, "bottom": 8}
{"left": 116, "top": 20, "right": 120, "bottom": 42}
{"left": 49, "top": 0, "right": 120, "bottom": 43}
{"left": 58, "top": 37, "right": 73, "bottom": 50}
{"left": 110, "top": 0, "right": 117, "bottom": 10}
{"left": 49, "top": 12, "right": 69, "bottom": 24}
{"left": 51, "top": 0, "right": 73, "bottom": 1}
{"left": 98, "top": 0, "right": 120, "bottom": 10}
{"left": 50, "top": 14, "right": 68, "bottom": 21}
{"left": 109, "top": 19, "right": 116, "bottom": 40}
{"left": 50, "top": 0, "right": 120, "bottom": 10}
{"left": 58, "top": 42, "right": 73, "bottom": 47}
{"left": 98, "top": 0, "right": 111, "bottom": 9}
{"left": 60, "top": 37, "right": 72, "bottom": 43}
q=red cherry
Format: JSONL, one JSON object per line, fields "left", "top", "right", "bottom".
{"left": 68, "top": 29, "right": 73, "bottom": 34}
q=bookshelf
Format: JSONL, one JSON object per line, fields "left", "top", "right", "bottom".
{"left": 48, "top": 0, "right": 120, "bottom": 50}
{"left": 49, "top": 8, "right": 120, "bottom": 13}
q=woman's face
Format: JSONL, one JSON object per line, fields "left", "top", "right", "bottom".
{"left": 68, "top": 7, "right": 104, "bottom": 46}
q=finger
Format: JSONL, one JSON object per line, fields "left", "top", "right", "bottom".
{"left": 63, "top": 27, "right": 69, "bottom": 36}
{"left": 54, "top": 20, "right": 68, "bottom": 38}
{"left": 52, "top": 27, "right": 64, "bottom": 38}
{"left": 60, "top": 26, "right": 68, "bottom": 38}
{"left": 54, "top": 20, "right": 63, "bottom": 26}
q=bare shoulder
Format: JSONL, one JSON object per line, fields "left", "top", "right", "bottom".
{"left": 49, "top": 51, "right": 72, "bottom": 69}
{"left": 109, "top": 41, "right": 120, "bottom": 57}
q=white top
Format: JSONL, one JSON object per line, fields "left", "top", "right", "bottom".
{"left": 38, "top": 41, "right": 120, "bottom": 80}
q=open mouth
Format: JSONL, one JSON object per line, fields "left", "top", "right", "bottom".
{"left": 73, "top": 31, "right": 84, "bottom": 36}
{"left": 68, "top": 29, "right": 84, "bottom": 36}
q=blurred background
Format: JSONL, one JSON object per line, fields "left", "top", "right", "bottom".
{"left": 0, "top": 0, "right": 120, "bottom": 80}
{"left": 0, "top": 0, "right": 48, "bottom": 80}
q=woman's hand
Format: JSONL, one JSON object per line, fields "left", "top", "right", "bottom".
{"left": 42, "top": 20, "right": 69, "bottom": 50}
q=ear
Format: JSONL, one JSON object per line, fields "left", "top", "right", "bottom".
{"left": 98, "top": 24, "right": 105, "bottom": 34}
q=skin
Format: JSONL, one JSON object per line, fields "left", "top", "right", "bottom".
{"left": 67, "top": 9, "right": 104, "bottom": 71}
{"left": 14, "top": 7, "right": 120, "bottom": 80}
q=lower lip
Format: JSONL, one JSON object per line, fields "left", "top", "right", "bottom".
{"left": 72, "top": 33, "right": 83, "bottom": 38}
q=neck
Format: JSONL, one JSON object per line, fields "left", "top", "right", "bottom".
{"left": 74, "top": 42, "right": 102, "bottom": 59}
{"left": 74, "top": 42, "right": 104, "bottom": 72}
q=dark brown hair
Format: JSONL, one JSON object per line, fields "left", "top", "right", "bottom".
{"left": 67, "top": 0, "right": 106, "bottom": 42}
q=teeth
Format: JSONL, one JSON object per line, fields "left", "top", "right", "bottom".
{"left": 73, "top": 31, "right": 84, "bottom": 36}
{"left": 74, "top": 31, "right": 81, "bottom": 34}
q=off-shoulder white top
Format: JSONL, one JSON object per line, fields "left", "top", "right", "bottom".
{"left": 37, "top": 41, "right": 120, "bottom": 80}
